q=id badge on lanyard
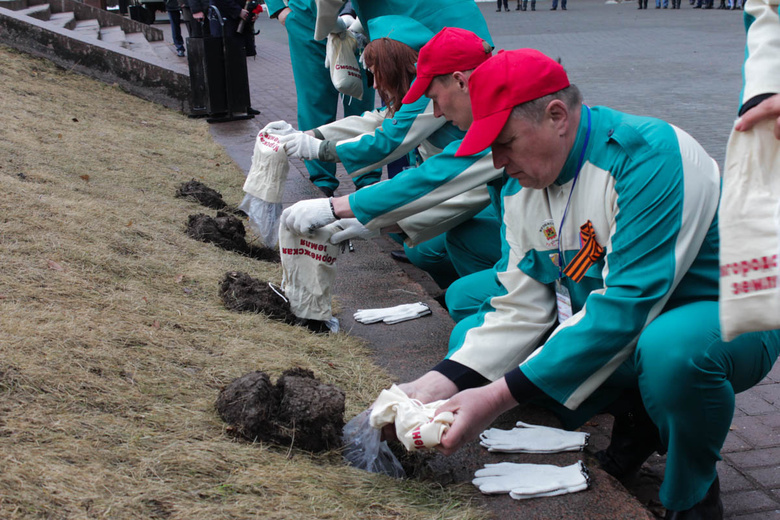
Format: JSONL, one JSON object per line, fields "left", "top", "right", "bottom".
{"left": 555, "top": 279, "right": 573, "bottom": 324}
{"left": 554, "top": 106, "right": 591, "bottom": 326}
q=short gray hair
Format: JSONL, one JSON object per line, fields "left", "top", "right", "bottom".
{"left": 510, "top": 84, "right": 582, "bottom": 123}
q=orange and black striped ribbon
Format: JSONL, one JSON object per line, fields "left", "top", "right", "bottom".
{"left": 563, "top": 220, "right": 604, "bottom": 283}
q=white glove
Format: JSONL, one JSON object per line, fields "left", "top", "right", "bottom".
{"left": 329, "top": 218, "right": 378, "bottom": 244}
{"left": 347, "top": 18, "right": 368, "bottom": 49}
{"left": 479, "top": 421, "right": 589, "bottom": 454}
{"left": 472, "top": 461, "right": 590, "bottom": 500}
{"left": 332, "top": 14, "right": 355, "bottom": 34}
{"left": 261, "top": 120, "right": 296, "bottom": 136}
{"left": 279, "top": 132, "right": 322, "bottom": 160}
{"left": 354, "top": 302, "right": 431, "bottom": 325}
{"left": 281, "top": 198, "right": 336, "bottom": 235}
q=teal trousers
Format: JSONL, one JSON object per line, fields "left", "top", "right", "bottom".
{"left": 284, "top": 6, "right": 380, "bottom": 192}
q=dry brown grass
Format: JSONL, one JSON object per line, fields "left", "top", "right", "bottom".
{"left": 0, "top": 45, "right": 486, "bottom": 519}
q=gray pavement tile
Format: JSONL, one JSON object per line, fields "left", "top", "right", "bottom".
{"left": 731, "top": 510, "right": 780, "bottom": 520}
{"left": 723, "top": 490, "right": 780, "bottom": 518}
{"left": 730, "top": 415, "right": 780, "bottom": 449}
{"left": 746, "top": 466, "right": 780, "bottom": 489}
{"left": 719, "top": 463, "right": 755, "bottom": 493}
{"left": 736, "top": 390, "right": 779, "bottom": 416}
{"left": 753, "top": 383, "right": 780, "bottom": 407}
{"left": 725, "top": 447, "right": 780, "bottom": 470}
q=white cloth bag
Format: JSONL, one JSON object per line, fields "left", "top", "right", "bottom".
{"left": 279, "top": 223, "right": 340, "bottom": 321}
{"left": 325, "top": 31, "right": 363, "bottom": 101}
{"left": 719, "top": 119, "right": 780, "bottom": 341}
{"left": 369, "top": 384, "right": 453, "bottom": 451}
{"left": 240, "top": 131, "right": 290, "bottom": 248}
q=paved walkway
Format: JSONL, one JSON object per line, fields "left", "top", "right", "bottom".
{"left": 157, "top": 1, "right": 780, "bottom": 517}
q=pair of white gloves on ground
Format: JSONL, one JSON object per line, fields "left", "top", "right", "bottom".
{"left": 472, "top": 421, "right": 591, "bottom": 501}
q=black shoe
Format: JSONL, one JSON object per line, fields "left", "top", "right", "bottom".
{"left": 595, "top": 394, "right": 665, "bottom": 481}
{"left": 505, "top": 7, "right": 510, "bottom": 10}
{"left": 516, "top": 5, "right": 521, "bottom": 9}
{"left": 561, "top": 6, "right": 566, "bottom": 8}
{"left": 664, "top": 477, "right": 723, "bottom": 520}
{"left": 317, "top": 185, "right": 335, "bottom": 197}
{"left": 390, "top": 250, "right": 411, "bottom": 264}
{"left": 550, "top": 6, "right": 557, "bottom": 9}
{"left": 496, "top": 8, "right": 501, "bottom": 11}
{"left": 246, "top": 107, "right": 260, "bottom": 116}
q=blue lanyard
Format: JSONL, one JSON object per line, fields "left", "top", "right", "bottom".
{"left": 557, "top": 105, "right": 592, "bottom": 278}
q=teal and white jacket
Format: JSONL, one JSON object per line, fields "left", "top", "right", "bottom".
{"left": 437, "top": 105, "right": 721, "bottom": 410}
{"left": 314, "top": 95, "right": 463, "bottom": 177}
{"left": 741, "top": 0, "right": 780, "bottom": 111}
{"left": 347, "top": 139, "right": 504, "bottom": 245}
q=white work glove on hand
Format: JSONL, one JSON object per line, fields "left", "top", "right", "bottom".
{"left": 479, "top": 421, "right": 590, "bottom": 454}
{"left": 329, "top": 218, "right": 378, "bottom": 244}
{"left": 281, "top": 198, "right": 336, "bottom": 235}
{"left": 354, "top": 302, "right": 431, "bottom": 325}
{"left": 279, "top": 131, "right": 322, "bottom": 160}
{"left": 332, "top": 13, "right": 355, "bottom": 34}
{"left": 347, "top": 18, "right": 368, "bottom": 48}
{"left": 261, "top": 120, "right": 296, "bottom": 136}
{"left": 472, "top": 461, "right": 590, "bottom": 500}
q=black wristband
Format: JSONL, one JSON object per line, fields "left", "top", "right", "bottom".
{"left": 328, "top": 197, "right": 338, "bottom": 219}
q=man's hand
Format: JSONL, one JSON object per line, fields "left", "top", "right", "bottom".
{"left": 436, "top": 378, "right": 518, "bottom": 456}
{"left": 735, "top": 94, "right": 780, "bottom": 140}
{"left": 279, "top": 131, "right": 322, "bottom": 160}
{"left": 328, "top": 218, "right": 377, "bottom": 243}
{"left": 192, "top": 10, "right": 205, "bottom": 19}
{"left": 281, "top": 199, "right": 336, "bottom": 235}
{"left": 240, "top": 8, "right": 249, "bottom": 19}
{"left": 277, "top": 6, "right": 291, "bottom": 26}
{"left": 378, "top": 371, "right": 459, "bottom": 442}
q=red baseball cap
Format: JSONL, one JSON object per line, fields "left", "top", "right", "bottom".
{"left": 402, "top": 27, "right": 493, "bottom": 105}
{"left": 455, "top": 49, "right": 570, "bottom": 157}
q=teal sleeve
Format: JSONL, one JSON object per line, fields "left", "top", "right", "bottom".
{"left": 334, "top": 96, "right": 450, "bottom": 174}
{"left": 265, "top": 0, "right": 288, "bottom": 17}
{"left": 347, "top": 142, "right": 494, "bottom": 227}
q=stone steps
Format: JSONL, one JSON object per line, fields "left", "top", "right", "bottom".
{"left": 2, "top": 0, "right": 180, "bottom": 65}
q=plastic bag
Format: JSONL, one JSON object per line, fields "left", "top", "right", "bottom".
{"left": 242, "top": 131, "right": 289, "bottom": 248}
{"left": 238, "top": 193, "right": 282, "bottom": 249}
{"left": 342, "top": 410, "right": 405, "bottom": 478}
{"left": 325, "top": 31, "right": 363, "bottom": 100}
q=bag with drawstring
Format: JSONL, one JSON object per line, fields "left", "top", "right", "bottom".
{"left": 279, "top": 223, "right": 340, "bottom": 326}
{"left": 240, "top": 131, "right": 290, "bottom": 248}
{"left": 719, "top": 119, "right": 780, "bottom": 341}
{"left": 325, "top": 30, "right": 363, "bottom": 100}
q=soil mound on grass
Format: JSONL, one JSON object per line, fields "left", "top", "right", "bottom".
{"left": 176, "top": 180, "right": 228, "bottom": 210}
{"left": 219, "top": 272, "right": 332, "bottom": 333}
{"left": 216, "top": 368, "right": 345, "bottom": 452}
{"left": 219, "top": 271, "right": 297, "bottom": 323}
{"left": 187, "top": 213, "right": 280, "bottom": 262}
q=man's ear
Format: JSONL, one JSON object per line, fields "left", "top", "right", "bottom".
{"left": 546, "top": 99, "right": 570, "bottom": 135}
{"left": 452, "top": 71, "right": 469, "bottom": 91}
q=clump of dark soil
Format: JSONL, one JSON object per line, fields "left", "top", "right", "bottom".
{"left": 187, "top": 212, "right": 280, "bottom": 262}
{"left": 218, "top": 271, "right": 332, "bottom": 333}
{"left": 219, "top": 271, "right": 297, "bottom": 323}
{"left": 176, "top": 180, "right": 228, "bottom": 210}
{"left": 216, "top": 368, "right": 345, "bottom": 452}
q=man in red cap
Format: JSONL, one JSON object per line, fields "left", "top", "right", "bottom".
{"left": 281, "top": 27, "right": 505, "bottom": 304}
{"left": 423, "top": 48, "right": 780, "bottom": 519}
